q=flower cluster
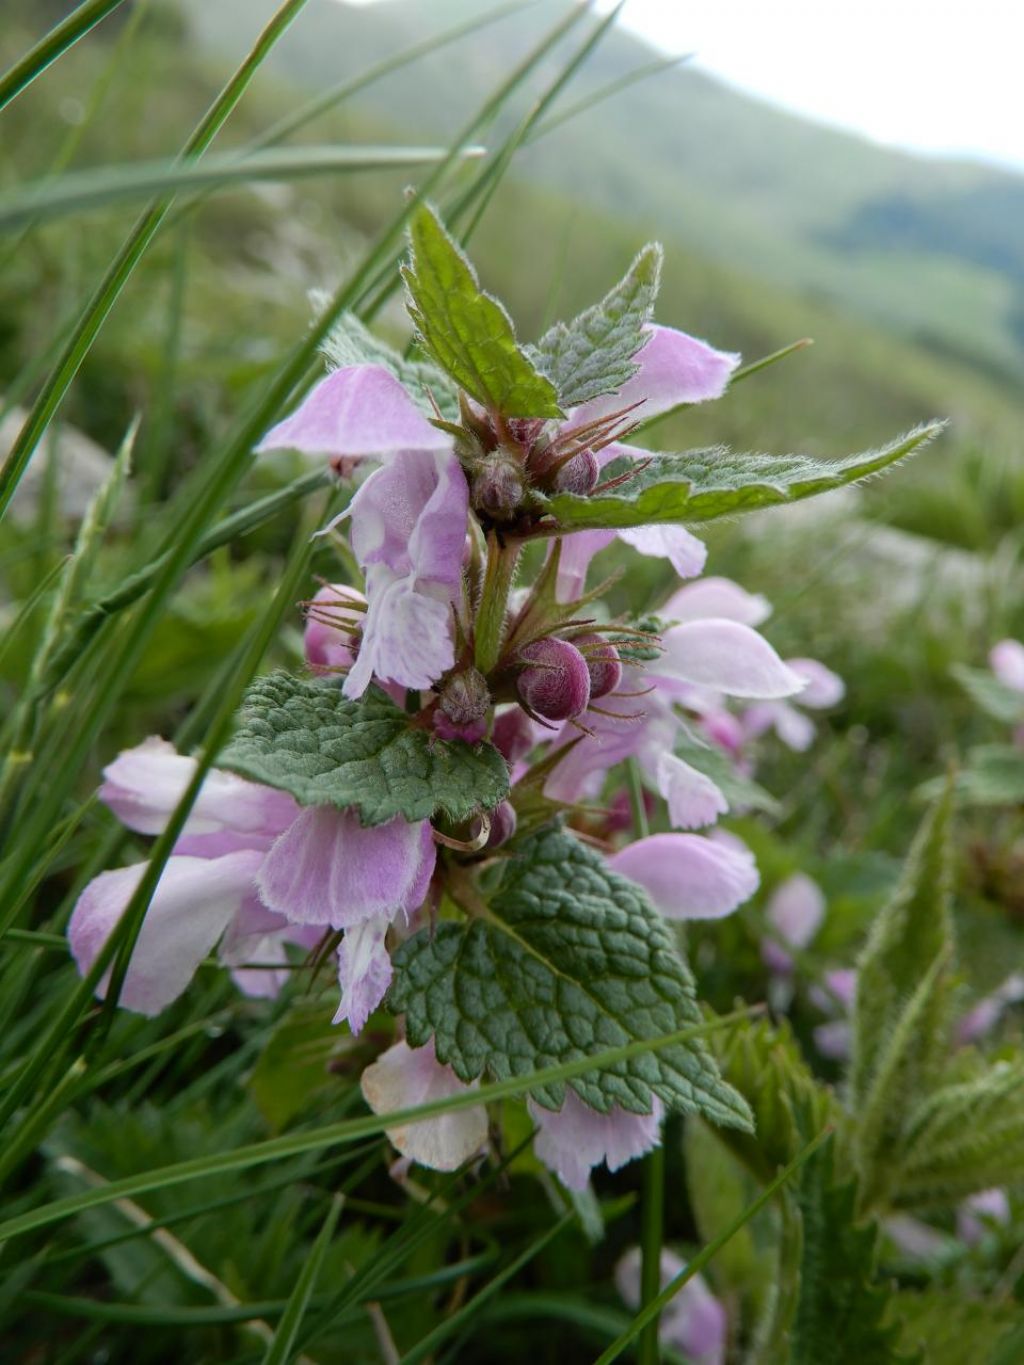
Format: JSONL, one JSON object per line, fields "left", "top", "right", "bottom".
{"left": 70, "top": 211, "right": 863, "bottom": 1192}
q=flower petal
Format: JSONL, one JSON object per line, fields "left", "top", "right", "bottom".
{"left": 788, "top": 657, "right": 845, "bottom": 708}
{"left": 68, "top": 851, "right": 262, "bottom": 1016}
{"left": 342, "top": 569, "right": 456, "bottom": 697}
{"left": 618, "top": 523, "right": 707, "bottom": 580}
{"left": 653, "top": 751, "right": 728, "bottom": 830}
{"left": 655, "top": 619, "right": 805, "bottom": 699}
{"left": 555, "top": 529, "right": 614, "bottom": 602}
{"left": 360, "top": 1039, "right": 487, "bottom": 1171}
{"left": 990, "top": 639, "right": 1024, "bottom": 692}
{"left": 528, "top": 1090, "right": 662, "bottom": 1191}
{"left": 334, "top": 915, "right": 393, "bottom": 1034}
{"left": 305, "top": 583, "right": 365, "bottom": 672}
{"left": 255, "top": 365, "right": 450, "bottom": 459}
{"left": 100, "top": 737, "right": 298, "bottom": 844}
{"left": 609, "top": 832, "right": 759, "bottom": 920}
{"left": 615, "top": 1247, "right": 727, "bottom": 1365}
{"left": 762, "top": 873, "right": 825, "bottom": 972}
{"left": 663, "top": 576, "right": 772, "bottom": 627}
{"left": 570, "top": 324, "right": 739, "bottom": 427}
{"left": 257, "top": 807, "right": 435, "bottom": 930}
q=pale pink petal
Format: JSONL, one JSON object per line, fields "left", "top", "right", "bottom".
{"left": 618, "top": 523, "right": 707, "bottom": 580}
{"left": 257, "top": 807, "right": 435, "bottom": 930}
{"left": 68, "top": 851, "right": 263, "bottom": 1016}
{"left": 788, "top": 658, "right": 845, "bottom": 708}
{"left": 990, "top": 639, "right": 1024, "bottom": 692}
{"left": 360, "top": 1039, "right": 487, "bottom": 1171}
{"left": 655, "top": 619, "right": 805, "bottom": 699}
{"left": 813, "top": 1020, "right": 852, "bottom": 1059}
{"left": 346, "top": 450, "right": 467, "bottom": 587}
{"left": 653, "top": 751, "right": 728, "bottom": 830}
{"left": 342, "top": 570, "right": 455, "bottom": 698}
{"left": 544, "top": 670, "right": 651, "bottom": 803}
{"left": 615, "top": 1248, "right": 727, "bottom": 1365}
{"left": 761, "top": 701, "right": 817, "bottom": 752}
{"left": 761, "top": 873, "right": 825, "bottom": 972}
{"left": 305, "top": 583, "right": 365, "bottom": 671}
{"left": 333, "top": 915, "right": 393, "bottom": 1034}
{"left": 255, "top": 365, "right": 450, "bottom": 459}
{"left": 885, "top": 1215, "right": 950, "bottom": 1261}
{"left": 571, "top": 324, "right": 739, "bottom": 427}
{"left": 956, "top": 972, "right": 1024, "bottom": 1045}
{"left": 608, "top": 833, "right": 759, "bottom": 920}
{"left": 663, "top": 577, "right": 772, "bottom": 627}
{"left": 957, "top": 1189, "right": 1010, "bottom": 1245}
{"left": 100, "top": 738, "right": 298, "bottom": 844}
{"left": 809, "top": 967, "right": 858, "bottom": 1015}
{"left": 528, "top": 1091, "right": 662, "bottom": 1191}
{"left": 555, "top": 529, "right": 615, "bottom": 602}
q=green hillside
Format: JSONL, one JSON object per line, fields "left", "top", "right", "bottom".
{"left": 182, "top": 0, "right": 1024, "bottom": 385}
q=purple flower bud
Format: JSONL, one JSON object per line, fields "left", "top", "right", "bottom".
{"left": 492, "top": 706, "right": 537, "bottom": 764}
{"left": 433, "top": 713, "right": 488, "bottom": 744}
{"left": 574, "top": 633, "right": 623, "bottom": 699}
{"left": 471, "top": 453, "right": 526, "bottom": 522}
{"left": 553, "top": 447, "right": 599, "bottom": 496}
{"left": 485, "top": 800, "right": 518, "bottom": 849}
{"left": 516, "top": 637, "right": 591, "bottom": 722}
{"left": 439, "top": 667, "right": 490, "bottom": 728}
{"left": 507, "top": 417, "right": 546, "bottom": 449}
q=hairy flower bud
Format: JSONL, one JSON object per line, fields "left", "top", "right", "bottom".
{"left": 553, "top": 447, "right": 599, "bottom": 496}
{"left": 507, "top": 417, "right": 546, "bottom": 449}
{"left": 574, "top": 633, "right": 623, "bottom": 699}
{"left": 471, "top": 452, "right": 526, "bottom": 522}
{"left": 435, "top": 667, "right": 490, "bottom": 743}
{"left": 516, "top": 637, "right": 591, "bottom": 722}
{"left": 485, "top": 799, "right": 518, "bottom": 849}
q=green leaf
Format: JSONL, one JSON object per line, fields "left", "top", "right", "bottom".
{"left": 219, "top": 672, "right": 509, "bottom": 826}
{"left": 707, "top": 1015, "right": 834, "bottom": 1185}
{"left": 895, "top": 1292, "right": 1024, "bottom": 1365}
{"left": 248, "top": 1004, "right": 356, "bottom": 1132}
{"left": 850, "top": 789, "right": 956, "bottom": 1206}
{"left": 402, "top": 202, "right": 563, "bottom": 419}
{"left": 922, "top": 744, "right": 1024, "bottom": 807}
{"left": 895, "top": 1061, "right": 1024, "bottom": 1207}
{"left": 675, "top": 727, "right": 780, "bottom": 818}
{"left": 789, "top": 1142, "right": 913, "bottom": 1365}
{"left": 390, "top": 828, "right": 752, "bottom": 1128}
{"left": 312, "top": 300, "right": 458, "bottom": 420}
{"left": 544, "top": 424, "right": 943, "bottom": 531}
{"left": 952, "top": 664, "right": 1024, "bottom": 726}
{"left": 528, "top": 243, "right": 662, "bottom": 408}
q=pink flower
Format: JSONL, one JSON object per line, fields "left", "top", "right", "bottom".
{"left": 609, "top": 833, "right": 759, "bottom": 920}
{"left": 990, "top": 639, "right": 1024, "bottom": 692}
{"left": 256, "top": 365, "right": 450, "bottom": 462}
{"left": 335, "top": 448, "right": 469, "bottom": 697}
{"left": 957, "top": 1188, "right": 1011, "bottom": 1245}
{"left": 761, "top": 873, "right": 826, "bottom": 973}
{"left": 615, "top": 1246, "right": 727, "bottom": 1365}
{"left": 360, "top": 1039, "right": 488, "bottom": 1171}
{"left": 956, "top": 972, "right": 1024, "bottom": 1046}
{"left": 304, "top": 583, "right": 366, "bottom": 672}
{"left": 740, "top": 657, "right": 844, "bottom": 753}
{"left": 663, "top": 577, "right": 771, "bottom": 628}
{"left": 528, "top": 1090, "right": 663, "bottom": 1190}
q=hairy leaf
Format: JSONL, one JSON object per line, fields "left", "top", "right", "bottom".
{"left": 390, "top": 828, "right": 752, "bottom": 1127}
{"left": 895, "top": 1292, "right": 1024, "bottom": 1365}
{"left": 544, "top": 424, "right": 942, "bottom": 531}
{"left": 707, "top": 1015, "right": 834, "bottom": 1185}
{"left": 312, "top": 298, "right": 458, "bottom": 419}
{"left": 920, "top": 744, "right": 1024, "bottom": 808}
{"left": 789, "top": 1141, "right": 914, "bottom": 1365}
{"left": 528, "top": 243, "right": 662, "bottom": 407}
{"left": 402, "top": 202, "right": 563, "bottom": 419}
{"left": 895, "top": 1062, "right": 1024, "bottom": 1207}
{"left": 219, "top": 672, "right": 508, "bottom": 825}
{"left": 850, "top": 787, "right": 956, "bottom": 1203}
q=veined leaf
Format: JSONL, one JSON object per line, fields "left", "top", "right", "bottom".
{"left": 544, "top": 424, "right": 943, "bottom": 531}
{"left": 390, "top": 828, "right": 752, "bottom": 1128}
{"left": 920, "top": 744, "right": 1024, "bottom": 808}
{"left": 402, "top": 202, "right": 563, "bottom": 419}
{"left": 528, "top": 243, "right": 662, "bottom": 407}
{"left": 219, "top": 672, "right": 508, "bottom": 825}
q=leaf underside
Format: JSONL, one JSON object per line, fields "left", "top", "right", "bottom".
{"left": 219, "top": 672, "right": 508, "bottom": 826}
{"left": 389, "top": 827, "right": 752, "bottom": 1128}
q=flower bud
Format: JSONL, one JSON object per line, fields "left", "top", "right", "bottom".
{"left": 435, "top": 667, "right": 490, "bottom": 743}
{"left": 471, "top": 452, "right": 526, "bottom": 523}
{"left": 553, "top": 447, "right": 599, "bottom": 496}
{"left": 485, "top": 799, "right": 518, "bottom": 849}
{"left": 516, "top": 637, "right": 591, "bottom": 722}
{"left": 574, "top": 633, "right": 623, "bottom": 699}
{"left": 507, "top": 417, "right": 546, "bottom": 449}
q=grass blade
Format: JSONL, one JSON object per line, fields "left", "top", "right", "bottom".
{"left": 0, "top": 0, "right": 128, "bottom": 112}
{"left": 261, "top": 1193, "right": 343, "bottom": 1365}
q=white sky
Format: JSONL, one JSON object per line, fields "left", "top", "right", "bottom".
{"left": 600, "top": 0, "right": 1024, "bottom": 171}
